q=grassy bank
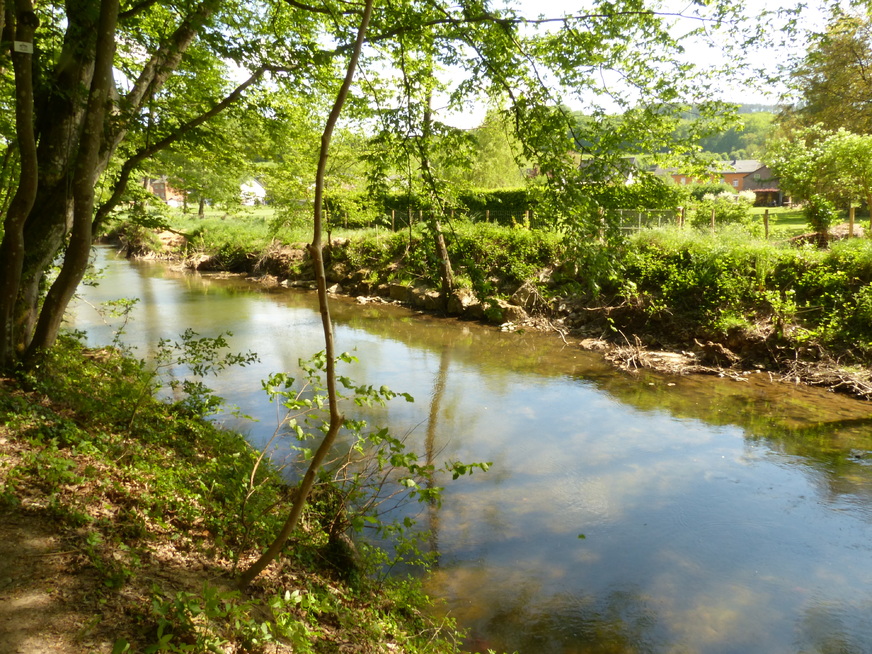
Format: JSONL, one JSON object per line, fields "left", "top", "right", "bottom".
{"left": 0, "top": 335, "right": 467, "bottom": 653}
{"left": 112, "top": 211, "right": 872, "bottom": 396}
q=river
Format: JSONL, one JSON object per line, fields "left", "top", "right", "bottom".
{"left": 68, "top": 247, "right": 872, "bottom": 654}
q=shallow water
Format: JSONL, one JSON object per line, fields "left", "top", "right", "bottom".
{"left": 69, "top": 247, "right": 872, "bottom": 654}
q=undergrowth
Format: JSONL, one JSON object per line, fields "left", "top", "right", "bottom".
{"left": 622, "top": 227, "right": 872, "bottom": 358}
{"left": 0, "top": 335, "right": 471, "bottom": 653}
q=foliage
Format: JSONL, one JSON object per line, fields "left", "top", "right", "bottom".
{"left": 683, "top": 181, "right": 738, "bottom": 202}
{"left": 339, "top": 221, "right": 563, "bottom": 295}
{"left": 688, "top": 191, "right": 755, "bottom": 229}
{"left": 765, "top": 124, "right": 833, "bottom": 202}
{"left": 458, "top": 188, "right": 536, "bottom": 221}
{"left": 617, "top": 226, "right": 872, "bottom": 355}
{"left": 465, "top": 111, "right": 528, "bottom": 188}
{"left": 767, "top": 126, "right": 872, "bottom": 222}
{"left": 697, "top": 111, "right": 775, "bottom": 159}
{"left": 782, "top": 10, "right": 872, "bottom": 134}
{"left": 320, "top": 187, "right": 538, "bottom": 230}
{"left": 803, "top": 195, "right": 838, "bottom": 236}
{"left": 0, "top": 0, "right": 797, "bottom": 369}
{"left": 1, "top": 335, "right": 471, "bottom": 651}
{"left": 323, "top": 189, "right": 387, "bottom": 230}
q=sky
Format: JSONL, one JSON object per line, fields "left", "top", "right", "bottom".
{"left": 436, "top": 0, "right": 834, "bottom": 128}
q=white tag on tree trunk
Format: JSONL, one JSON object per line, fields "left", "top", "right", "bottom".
{"left": 14, "top": 41, "right": 34, "bottom": 54}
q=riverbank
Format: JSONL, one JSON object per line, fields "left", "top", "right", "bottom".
{"left": 113, "top": 219, "right": 872, "bottom": 401}
{"left": 0, "top": 337, "right": 465, "bottom": 653}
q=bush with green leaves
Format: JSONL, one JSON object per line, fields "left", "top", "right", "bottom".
{"left": 254, "top": 351, "right": 490, "bottom": 578}
{"left": 620, "top": 227, "right": 872, "bottom": 356}
{"left": 688, "top": 191, "right": 754, "bottom": 229}
{"left": 682, "top": 180, "right": 737, "bottom": 201}
{"left": 804, "top": 194, "right": 839, "bottom": 235}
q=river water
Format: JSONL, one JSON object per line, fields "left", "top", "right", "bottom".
{"left": 69, "top": 247, "right": 872, "bottom": 654}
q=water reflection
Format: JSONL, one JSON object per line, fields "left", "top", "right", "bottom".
{"left": 69, "top": 248, "right": 872, "bottom": 654}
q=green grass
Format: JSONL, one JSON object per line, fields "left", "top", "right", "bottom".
{"left": 750, "top": 207, "right": 806, "bottom": 236}
{"left": 750, "top": 206, "right": 872, "bottom": 238}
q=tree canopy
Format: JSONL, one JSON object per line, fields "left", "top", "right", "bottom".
{"left": 781, "top": 9, "right": 872, "bottom": 134}
{"left": 768, "top": 125, "right": 872, "bottom": 221}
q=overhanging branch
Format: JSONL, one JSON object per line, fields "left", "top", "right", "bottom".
{"left": 94, "top": 65, "right": 282, "bottom": 229}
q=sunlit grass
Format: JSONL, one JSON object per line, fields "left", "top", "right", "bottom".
{"left": 750, "top": 206, "right": 872, "bottom": 238}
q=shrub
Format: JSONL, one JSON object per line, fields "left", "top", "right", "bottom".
{"left": 688, "top": 191, "right": 754, "bottom": 229}
{"left": 804, "top": 194, "right": 838, "bottom": 235}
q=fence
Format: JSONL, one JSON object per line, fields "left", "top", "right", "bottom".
{"left": 614, "top": 209, "right": 681, "bottom": 232}
{"left": 320, "top": 206, "right": 797, "bottom": 239}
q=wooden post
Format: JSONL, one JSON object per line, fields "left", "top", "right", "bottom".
{"left": 710, "top": 206, "right": 716, "bottom": 233}
{"left": 850, "top": 206, "right": 855, "bottom": 238}
{"left": 764, "top": 209, "right": 769, "bottom": 239}
{"left": 391, "top": 209, "right": 395, "bottom": 232}
{"left": 486, "top": 209, "right": 490, "bottom": 223}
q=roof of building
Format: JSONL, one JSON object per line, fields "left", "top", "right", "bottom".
{"left": 716, "top": 159, "right": 763, "bottom": 174}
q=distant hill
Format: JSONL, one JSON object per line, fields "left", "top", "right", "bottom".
{"left": 737, "top": 104, "right": 779, "bottom": 114}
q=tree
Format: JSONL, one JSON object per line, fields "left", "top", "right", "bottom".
{"left": 236, "top": 0, "right": 374, "bottom": 589}
{"left": 698, "top": 111, "right": 774, "bottom": 159}
{"left": 782, "top": 10, "right": 872, "bottom": 134}
{"left": 767, "top": 126, "right": 872, "bottom": 237}
{"left": 766, "top": 125, "right": 833, "bottom": 203}
{"left": 0, "top": 0, "right": 786, "bottom": 370}
{"left": 820, "top": 129, "right": 872, "bottom": 215}
{"left": 461, "top": 110, "right": 526, "bottom": 189}
{"left": 0, "top": 0, "right": 296, "bottom": 368}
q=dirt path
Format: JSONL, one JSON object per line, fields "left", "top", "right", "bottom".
{"left": 0, "top": 507, "right": 112, "bottom": 654}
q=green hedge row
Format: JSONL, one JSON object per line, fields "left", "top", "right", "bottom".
{"left": 323, "top": 188, "right": 539, "bottom": 229}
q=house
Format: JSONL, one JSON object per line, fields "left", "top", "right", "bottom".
{"left": 240, "top": 178, "right": 267, "bottom": 205}
{"left": 145, "top": 177, "right": 186, "bottom": 207}
{"left": 654, "top": 159, "right": 785, "bottom": 206}
{"left": 741, "top": 165, "right": 785, "bottom": 206}
{"left": 662, "top": 159, "right": 764, "bottom": 190}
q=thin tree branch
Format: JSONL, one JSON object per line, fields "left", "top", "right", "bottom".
{"left": 94, "top": 65, "right": 280, "bottom": 230}
{"left": 237, "top": 0, "right": 374, "bottom": 592}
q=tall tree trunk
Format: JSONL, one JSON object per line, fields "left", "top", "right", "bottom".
{"left": 0, "top": 0, "right": 38, "bottom": 369}
{"left": 3, "top": 0, "right": 101, "bottom": 360}
{"left": 419, "top": 91, "right": 454, "bottom": 305}
{"left": 26, "top": 0, "right": 119, "bottom": 359}
{"left": 198, "top": 197, "right": 205, "bottom": 219}
{"left": 237, "top": 0, "right": 374, "bottom": 591}
{"left": 4, "top": 0, "right": 218, "bottom": 361}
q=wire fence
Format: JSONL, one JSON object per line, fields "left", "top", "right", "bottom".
{"left": 322, "top": 206, "right": 800, "bottom": 239}
{"left": 613, "top": 210, "right": 681, "bottom": 232}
